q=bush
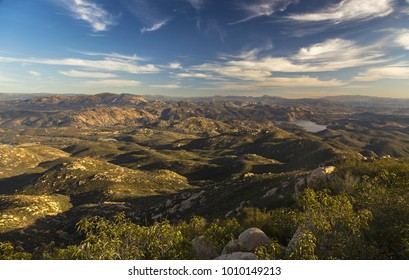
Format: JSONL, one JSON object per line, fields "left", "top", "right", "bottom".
{"left": 242, "top": 207, "right": 298, "bottom": 245}
{"left": 202, "top": 218, "right": 243, "bottom": 253}
{"left": 50, "top": 213, "right": 194, "bottom": 260}
{"left": 255, "top": 240, "right": 283, "bottom": 260}
{"left": 296, "top": 188, "right": 373, "bottom": 259}
{"left": 47, "top": 214, "right": 243, "bottom": 259}
{"left": 0, "top": 242, "right": 32, "bottom": 260}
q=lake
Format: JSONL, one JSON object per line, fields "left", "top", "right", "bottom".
{"left": 282, "top": 120, "right": 327, "bottom": 133}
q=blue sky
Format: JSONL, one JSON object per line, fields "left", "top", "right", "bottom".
{"left": 0, "top": 0, "right": 408, "bottom": 98}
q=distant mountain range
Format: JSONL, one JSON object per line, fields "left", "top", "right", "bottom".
{"left": 2, "top": 92, "right": 409, "bottom": 107}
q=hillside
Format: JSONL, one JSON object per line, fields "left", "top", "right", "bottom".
{"left": 1, "top": 93, "right": 409, "bottom": 259}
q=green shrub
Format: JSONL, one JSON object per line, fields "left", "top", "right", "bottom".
{"left": 202, "top": 218, "right": 243, "bottom": 253}
{"left": 242, "top": 207, "right": 298, "bottom": 244}
{"left": 51, "top": 213, "right": 194, "bottom": 260}
{"left": 297, "top": 188, "right": 373, "bottom": 259}
{"left": 255, "top": 240, "right": 283, "bottom": 260}
{"left": 287, "top": 229, "right": 318, "bottom": 260}
{"left": 0, "top": 242, "right": 32, "bottom": 260}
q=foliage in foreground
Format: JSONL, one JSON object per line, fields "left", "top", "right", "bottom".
{"left": 0, "top": 242, "right": 32, "bottom": 260}
{"left": 41, "top": 214, "right": 243, "bottom": 260}
{"left": 2, "top": 158, "right": 409, "bottom": 260}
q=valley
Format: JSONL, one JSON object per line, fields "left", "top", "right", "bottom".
{"left": 1, "top": 93, "right": 409, "bottom": 260}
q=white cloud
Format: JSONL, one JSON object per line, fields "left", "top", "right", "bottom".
{"left": 230, "top": 0, "right": 298, "bottom": 25}
{"left": 123, "top": 0, "right": 171, "bottom": 34}
{"left": 219, "top": 48, "right": 264, "bottom": 60}
{"left": 176, "top": 72, "right": 219, "bottom": 79}
{"left": 61, "top": 0, "right": 116, "bottom": 32}
{"left": 181, "top": 38, "right": 386, "bottom": 83}
{"left": 75, "top": 51, "right": 146, "bottom": 61}
{"left": 354, "top": 64, "right": 409, "bottom": 81}
{"left": 295, "top": 38, "right": 356, "bottom": 60}
{"left": 186, "top": 0, "right": 205, "bottom": 11}
{"left": 28, "top": 71, "right": 42, "bottom": 78}
{"left": 193, "top": 63, "right": 272, "bottom": 81}
{"left": 395, "top": 29, "right": 409, "bottom": 50}
{"left": 84, "top": 79, "right": 141, "bottom": 87}
{"left": 59, "top": 70, "right": 118, "bottom": 78}
{"left": 292, "top": 38, "right": 385, "bottom": 70}
{"left": 167, "top": 62, "right": 182, "bottom": 69}
{"left": 174, "top": 38, "right": 393, "bottom": 91}
{"left": 258, "top": 76, "right": 345, "bottom": 87}
{"left": 149, "top": 84, "right": 180, "bottom": 89}
{"left": 204, "top": 76, "right": 345, "bottom": 92}
{"left": 289, "top": 0, "right": 394, "bottom": 22}
{"left": 0, "top": 55, "right": 160, "bottom": 74}
{"left": 141, "top": 19, "right": 171, "bottom": 33}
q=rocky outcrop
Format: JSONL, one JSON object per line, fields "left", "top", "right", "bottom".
{"left": 306, "top": 166, "right": 336, "bottom": 185}
{"left": 212, "top": 228, "right": 271, "bottom": 260}
{"left": 222, "top": 239, "right": 243, "bottom": 255}
{"left": 167, "top": 190, "right": 206, "bottom": 214}
{"left": 263, "top": 187, "right": 278, "bottom": 198}
{"left": 238, "top": 228, "right": 271, "bottom": 252}
{"left": 295, "top": 166, "right": 336, "bottom": 198}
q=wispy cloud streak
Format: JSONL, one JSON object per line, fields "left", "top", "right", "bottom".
{"left": 289, "top": 0, "right": 394, "bottom": 22}
{"left": 395, "top": 29, "right": 409, "bottom": 50}
{"left": 141, "top": 19, "right": 171, "bottom": 33}
{"left": 123, "top": 0, "right": 172, "bottom": 33}
{"left": 59, "top": 70, "right": 118, "bottom": 78}
{"left": 74, "top": 51, "right": 147, "bottom": 61}
{"left": 186, "top": 0, "right": 205, "bottom": 11}
{"left": 60, "top": 0, "right": 116, "bottom": 32}
{"left": 149, "top": 83, "right": 180, "bottom": 89}
{"left": 179, "top": 38, "right": 386, "bottom": 83}
{"left": 354, "top": 63, "right": 409, "bottom": 81}
{"left": 230, "top": 0, "right": 298, "bottom": 25}
{"left": 0, "top": 55, "right": 160, "bottom": 74}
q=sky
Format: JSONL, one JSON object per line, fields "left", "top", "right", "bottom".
{"left": 0, "top": 0, "right": 408, "bottom": 98}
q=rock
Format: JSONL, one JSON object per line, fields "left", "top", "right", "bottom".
{"left": 151, "top": 213, "right": 163, "bottom": 220}
{"left": 215, "top": 252, "right": 258, "bottom": 260}
{"left": 323, "top": 166, "right": 336, "bottom": 174}
{"left": 306, "top": 166, "right": 336, "bottom": 185}
{"left": 294, "top": 177, "right": 306, "bottom": 199}
{"left": 263, "top": 187, "right": 278, "bottom": 198}
{"left": 243, "top": 172, "right": 255, "bottom": 179}
{"left": 179, "top": 190, "right": 205, "bottom": 212}
{"left": 113, "top": 204, "right": 130, "bottom": 211}
{"left": 225, "top": 210, "right": 233, "bottom": 218}
{"left": 238, "top": 228, "right": 271, "bottom": 252}
{"left": 235, "top": 201, "right": 249, "bottom": 213}
{"left": 222, "top": 239, "right": 243, "bottom": 254}
{"left": 191, "top": 236, "right": 218, "bottom": 260}
{"left": 286, "top": 226, "right": 304, "bottom": 254}
{"left": 167, "top": 204, "right": 179, "bottom": 214}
